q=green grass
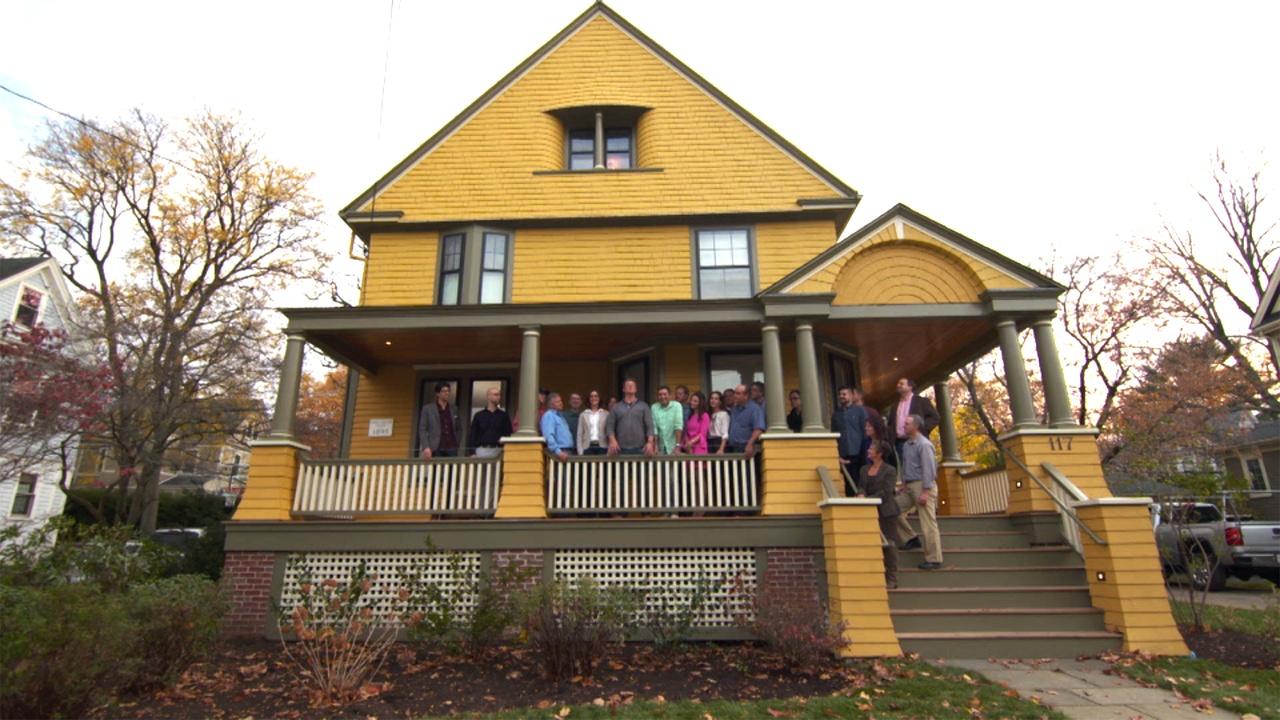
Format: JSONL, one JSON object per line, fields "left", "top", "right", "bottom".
{"left": 1169, "top": 599, "right": 1280, "bottom": 637}
{"left": 425, "top": 660, "right": 1066, "bottom": 719}
{"left": 1108, "top": 655, "right": 1280, "bottom": 720}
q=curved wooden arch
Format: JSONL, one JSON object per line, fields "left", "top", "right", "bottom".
{"left": 832, "top": 240, "right": 986, "bottom": 305}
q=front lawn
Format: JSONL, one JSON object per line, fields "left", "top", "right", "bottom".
{"left": 1107, "top": 654, "right": 1280, "bottom": 720}
{"left": 428, "top": 660, "right": 1065, "bottom": 720}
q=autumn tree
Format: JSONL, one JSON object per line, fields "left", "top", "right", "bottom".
{"left": 1106, "top": 336, "right": 1252, "bottom": 487}
{"left": 1146, "top": 156, "right": 1279, "bottom": 416}
{"left": 0, "top": 111, "right": 329, "bottom": 531}
{"left": 0, "top": 322, "right": 112, "bottom": 500}
{"left": 294, "top": 369, "right": 348, "bottom": 459}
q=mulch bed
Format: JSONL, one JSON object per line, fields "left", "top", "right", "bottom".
{"left": 98, "top": 640, "right": 868, "bottom": 719}
{"left": 1180, "top": 627, "right": 1279, "bottom": 669}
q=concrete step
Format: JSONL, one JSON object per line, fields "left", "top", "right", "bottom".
{"left": 890, "top": 607, "right": 1109, "bottom": 633}
{"left": 897, "top": 631, "right": 1122, "bottom": 658}
{"left": 889, "top": 586, "right": 1095, "bottom": 610}
{"left": 894, "top": 566, "right": 1087, "bottom": 589}
{"left": 898, "top": 546, "right": 1080, "bottom": 568}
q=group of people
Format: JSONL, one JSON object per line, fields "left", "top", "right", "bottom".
{"left": 830, "top": 377, "right": 945, "bottom": 585}
{"left": 537, "top": 379, "right": 767, "bottom": 461}
{"left": 417, "top": 374, "right": 946, "bottom": 584}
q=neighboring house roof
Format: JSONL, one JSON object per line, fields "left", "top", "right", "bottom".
{"left": 340, "top": 1, "right": 859, "bottom": 220}
{"left": 0, "top": 255, "right": 79, "bottom": 328}
{"left": 1223, "top": 419, "right": 1280, "bottom": 450}
{"left": 760, "top": 203, "right": 1064, "bottom": 295}
{"left": 0, "top": 257, "right": 47, "bottom": 281}
{"left": 1251, "top": 258, "right": 1280, "bottom": 334}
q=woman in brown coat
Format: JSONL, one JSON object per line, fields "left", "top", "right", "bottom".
{"left": 858, "top": 440, "right": 901, "bottom": 589}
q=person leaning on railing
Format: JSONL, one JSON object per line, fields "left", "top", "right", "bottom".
{"left": 576, "top": 390, "right": 609, "bottom": 456}
{"left": 541, "top": 392, "right": 576, "bottom": 461}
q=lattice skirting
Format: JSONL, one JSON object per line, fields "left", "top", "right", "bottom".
{"left": 279, "top": 550, "right": 482, "bottom": 621}
{"left": 554, "top": 548, "right": 756, "bottom": 627}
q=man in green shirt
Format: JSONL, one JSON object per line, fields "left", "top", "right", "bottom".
{"left": 651, "top": 385, "right": 684, "bottom": 455}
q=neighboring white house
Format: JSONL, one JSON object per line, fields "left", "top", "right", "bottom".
{"left": 0, "top": 256, "right": 81, "bottom": 537}
{"left": 1253, "top": 258, "right": 1280, "bottom": 372}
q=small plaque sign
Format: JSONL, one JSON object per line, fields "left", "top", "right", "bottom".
{"left": 368, "top": 418, "right": 394, "bottom": 437}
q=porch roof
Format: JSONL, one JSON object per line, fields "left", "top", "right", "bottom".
{"left": 282, "top": 291, "right": 1055, "bottom": 405}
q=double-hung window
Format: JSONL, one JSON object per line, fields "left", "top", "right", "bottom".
{"left": 479, "top": 232, "right": 509, "bottom": 304}
{"left": 438, "top": 233, "right": 465, "bottom": 305}
{"left": 436, "top": 228, "right": 511, "bottom": 305}
{"left": 10, "top": 473, "right": 36, "bottom": 516}
{"left": 566, "top": 128, "right": 633, "bottom": 170}
{"left": 695, "top": 229, "right": 753, "bottom": 299}
{"left": 14, "top": 286, "right": 42, "bottom": 329}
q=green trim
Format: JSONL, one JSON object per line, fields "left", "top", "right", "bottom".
{"left": 339, "top": 3, "right": 858, "bottom": 219}
{"left": 762, "top": 203, "right": 1064, "bottom": 295}
{"left": 344, "top": 210, "right": 405, "bottom": 223}
{"left": 531, "top": 167, "right": 665, "bottom": 176}
{"left": 283, "top": 298, "right": 765, "bottom": 333}
{"left": 761, "top": 293, "right": 834, "bottom": 319}
{"left": 224, "top": 516, "right": 823, "bottom": 552}
{"left": 339, "top": 368, "right": 358, "bottom": 458}
{"left": 828, "top": 303, "right": 986, "bottom": 320}
{"left": 982, "top": 288, "right": 1060, "bottom": 314}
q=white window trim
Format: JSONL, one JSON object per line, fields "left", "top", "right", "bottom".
{"left": 10, "top": 282, "right": 46, "bottom": 328}
{"left": 10, "top": 472, "right": 38, "bottom": 517}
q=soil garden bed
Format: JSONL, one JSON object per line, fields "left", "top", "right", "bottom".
{"left": 97, "top": 640, "right": 867, "bottom": 719}
{"left": 1181, "top": 627, "right": 1279, "bottom": 669}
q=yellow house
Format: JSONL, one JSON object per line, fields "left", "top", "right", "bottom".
{"left": 225, "top": 3, "right": 1186, "bottom": 658}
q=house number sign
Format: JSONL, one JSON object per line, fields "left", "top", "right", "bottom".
{"left": 368, "top": 418, "right": 394, "bottom": 437}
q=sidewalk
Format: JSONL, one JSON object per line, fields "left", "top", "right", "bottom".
{"left": 942, "top": 658, "right": 1243, "bottom": 720}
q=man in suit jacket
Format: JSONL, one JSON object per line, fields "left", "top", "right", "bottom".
{"left": 419, "top": 382, "right": 462, "bottom": 458}
{"left": 885, "top": 377, "right": 940, "bottom": 459}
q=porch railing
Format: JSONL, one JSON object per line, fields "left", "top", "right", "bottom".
{"left": 292, "top": 457, "right": 502, "bottom": 517}
{"left": 547, "top": 453, "right": 759, "bottom": 515}
{"left": 960, "top": 465, "right": 1010, "bottom": 514}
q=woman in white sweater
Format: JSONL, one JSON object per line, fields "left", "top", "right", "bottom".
{"left": 707, "top": 390, "right": 730, "bottom": 454}
{"left": 576, "top": 390, "right": 610, "bottom": 456}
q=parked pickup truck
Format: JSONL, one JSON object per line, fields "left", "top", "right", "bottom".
{"left": 1153, "top": 494, "right": 1280, "bottom": 591}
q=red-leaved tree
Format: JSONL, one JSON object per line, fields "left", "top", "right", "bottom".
{"left": 0, "top": 322, "right": 112, "bottom": 512}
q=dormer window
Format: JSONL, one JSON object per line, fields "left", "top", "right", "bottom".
{"left": 568, "top": 126, "right": 633, "bottom": 170}
{"left": 551, "top": 106, "right": 647, "bottom": 171}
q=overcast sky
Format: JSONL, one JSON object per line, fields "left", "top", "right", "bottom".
{"left": 2, "top": 0, "right": 1276, "bottom": 309}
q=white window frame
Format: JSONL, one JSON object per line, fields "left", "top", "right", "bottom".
{"left": 692, "top": 227, "right": 757, "bottom": 300}
{"left": 11, "top": 282, "right": 45, "bottom": 329}
{"left": 10, "top": 473, "right": 37, "bottom": 516}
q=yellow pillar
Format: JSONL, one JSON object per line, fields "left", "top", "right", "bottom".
{"left": 937, "top": 461, "right": 973, "bottom": 516}
{"left": 493, "top": 437, "right": 547, "bottom": 518}
{"left": 761, "top": 433, "right": 840, "bottom": 515}
{"left": 232, "top": 440, "right": 309, "bottom": 521}
{"left": 820, "top": 497, "right": 902, "bottom": 657}
{"left": 1076, "top": 499, "right": 1189, "bottom": 655}
{"left": 1002, "top": 428, "right": 1111, "bottom": 515}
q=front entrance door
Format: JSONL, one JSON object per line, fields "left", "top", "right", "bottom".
{"left": 414, "top": 372, "right": 513, "bottom": 456}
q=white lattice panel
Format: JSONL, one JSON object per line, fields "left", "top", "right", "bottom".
{"left": 554, "top": 548, "right": 756, "bottom": 627}
{"left": 279, "top": 551, "right": 480, "bottom": 621}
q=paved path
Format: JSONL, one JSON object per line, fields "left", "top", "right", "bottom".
{"left": 942, "top": 658, "right": 1244, "bottom": 720}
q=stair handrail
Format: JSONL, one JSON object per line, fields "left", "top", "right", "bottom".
{"left": 997, "top": 440, "right": 1107, "bottom": 547}
{"left": 817, "top": 466, "right": 840, "bottom": 500}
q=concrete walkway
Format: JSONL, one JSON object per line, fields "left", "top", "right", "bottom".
{"left": 942, "top": 658, "right": 1244, "bottom": 720}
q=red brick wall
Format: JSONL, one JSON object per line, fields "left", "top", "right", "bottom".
{"left": 492, "top": 549, "right": 545, "bottom": 591}
{"left": 222, "top": 551, "right": 275, "bottom": 637}
{"left": 762, "top": 548, "right": 824, "bottom": 610}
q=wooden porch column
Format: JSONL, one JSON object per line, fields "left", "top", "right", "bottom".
{"left": 995, "top": 319, "right": 1038, "bottom": 428}
{"left": 514, "top": 326, "right": 541, "bottom": 437}
{"left": 268, "top": 333, "right": 307, "bottom": 439}
{"left": 1031, "top": 318, "right": 1076, "bottom": 427}
{"left": 794, "top": 320, "right": 825, "bottom": 432}
{"left": 760, "top": 322, "right": 788, "bottom": 432}
{"left": 933, "top": 381, "right": 971, "bottom": 516}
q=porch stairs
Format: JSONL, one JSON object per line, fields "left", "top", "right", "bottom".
{"left": 888, "top": 514, "right": 1123, "bottom": 658}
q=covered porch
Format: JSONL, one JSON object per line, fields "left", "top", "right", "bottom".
{"left": 235, "top": 287, "right": 1090, "bottom": 522}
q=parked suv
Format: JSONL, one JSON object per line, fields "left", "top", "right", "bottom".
{"left": 1153, "top": 493, "right": 1280, "bottom": 591}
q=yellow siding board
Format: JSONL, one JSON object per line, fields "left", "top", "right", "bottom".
{"left": 363, "top": 233, "right": 438, "bottom": 306}
{"left": 361, "top": 16, "right": 839, "bottom": 222}
{"left": 349, "top": 366, "right": 417, "bottom": 459}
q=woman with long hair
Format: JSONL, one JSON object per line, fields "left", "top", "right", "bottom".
{"left": 577, "top": 390, "right": 609, "bottom": 456}
{"left": 707, "top": 390, "right": 730, "bottom": 454}
{"left": 681, "top": 391, "right": 710, "bottom": 455}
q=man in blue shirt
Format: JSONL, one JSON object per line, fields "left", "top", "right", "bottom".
{"left": 540, "top": 392, "right": 575, "bottom": 460}
{"left": 727, "top": 382, "right": 765, "bottom": 457}
{"left": 831, "top": 384, "right": 869, "bottom": 481}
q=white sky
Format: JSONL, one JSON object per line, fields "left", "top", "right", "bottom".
{"left": 1, "top": 0, "right": 1276, "bottom": 320}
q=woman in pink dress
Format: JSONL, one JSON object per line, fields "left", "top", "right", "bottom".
{"left": 681, "top": 391, "right": 711, "bottom": 455}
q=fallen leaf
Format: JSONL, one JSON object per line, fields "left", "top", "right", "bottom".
{"left": 766, "top": 709, "right": 796, "bottom": 718}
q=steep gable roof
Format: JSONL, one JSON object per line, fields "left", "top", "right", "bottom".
{"left": 761, "top": 203, "right": 1064, "bottom": 296}
{"left": 0, "top": 257, "right": 47, "bottom": 282}
{"left": 1251, "top": 258, "right": 1280, "bottom": 333}
{"left": 341, "top": 2, "right": 857, "bottom": 221}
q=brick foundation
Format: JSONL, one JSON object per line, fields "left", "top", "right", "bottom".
{"left": 762, "top": 548, "right": 824, "bottom": 609}
{"left": 492, "top": 549, "right": 546, "bottom": 590}
{"left": 221, "top": 551, "right": 276, "bottom": 637}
